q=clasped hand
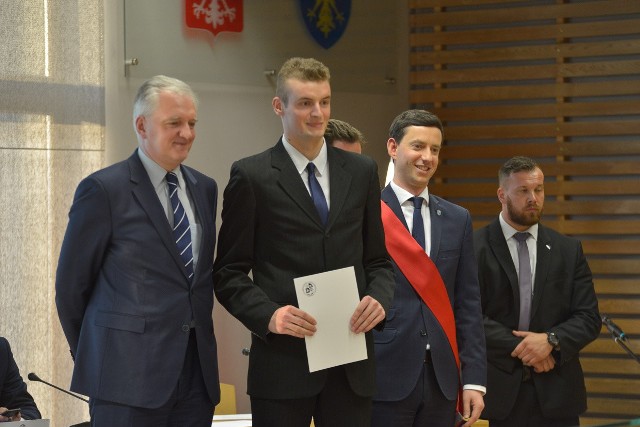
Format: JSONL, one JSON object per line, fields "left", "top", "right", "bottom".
{"left": 511, "top": 330, "right": 556, "bottom": 373}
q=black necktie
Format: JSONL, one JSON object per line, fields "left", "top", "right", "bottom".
{"left": 410, "top": 196, "right": 425, "bottom": 251}
{"left": 307, "top": 163, "right": 329, "bottom": 226}
{"left": 166, "top": 172, "right": 194, "bottom": 281}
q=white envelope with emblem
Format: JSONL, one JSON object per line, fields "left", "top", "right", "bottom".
{"left": 294, "top": 266, "right": 367, "bottom": 372}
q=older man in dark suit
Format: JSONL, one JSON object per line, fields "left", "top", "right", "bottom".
{"left": 474, "top": 156, "right": 601, "bottom": 426}
{"left": 213, "top": 57, "right": 395, "bottom": 427}
{"left": 55, "top": 75, "right": 220, "bottom": 426}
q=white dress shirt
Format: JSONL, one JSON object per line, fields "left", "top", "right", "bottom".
{"left": 282, "top": 136, "right": 330, "bottom": 209}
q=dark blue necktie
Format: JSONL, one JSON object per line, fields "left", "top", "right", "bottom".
{"left": 166, "top": 172, "right": 194, "bottom": 281}
{"left": 410, "top": 196, "right": 426, "bottom": 251}
{"left": 307, "top": 163, "right": 329, "bottom": 226}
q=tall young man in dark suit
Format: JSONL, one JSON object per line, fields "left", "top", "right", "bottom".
{"left": 373, "top": 109, "right": 486, "bottom": 427}
{"left": 55, "top": 75, "right": 220, "bottom": 426}
{"left": 0, "top": 337, "right": 41, "bottom": 421}
{"left": 474, "top": 156, "right": 601, "bottom": 426}
{"left": 213, "top": 57, "right": 395, "bottom": 427}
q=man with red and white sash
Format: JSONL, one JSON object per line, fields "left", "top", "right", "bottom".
{"left": 372, "top": 110, "right": 486, "bottom": 427}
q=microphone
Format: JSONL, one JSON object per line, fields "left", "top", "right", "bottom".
{"left": 28, "top": 372, "right": 89, "bottom": 403}
{"left": 602, "top": 314, "right": 627, "bottom": 342}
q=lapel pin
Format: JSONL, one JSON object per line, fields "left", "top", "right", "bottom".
{"left": 436, "top": 209, "right": 442, "bottom": 216}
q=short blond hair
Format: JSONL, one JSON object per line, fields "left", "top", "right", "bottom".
{"left": 276, "top": 57, "right": 330, "bottom": 106}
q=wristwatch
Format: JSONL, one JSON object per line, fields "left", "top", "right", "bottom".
{"left": 547, "top": 331, "right": 560, "bottom": 350}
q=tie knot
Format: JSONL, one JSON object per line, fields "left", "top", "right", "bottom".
{"left": 514, "top": 232, "right": 530, "bottom": 243}
{"left": 410, "top": 196, "right": 424, "bottom": 210}
{"left": 307, "top": 162, "right": 316, "bottom": 175}
{"left": 166, "top": 172, "right": 179, "bottom": 186}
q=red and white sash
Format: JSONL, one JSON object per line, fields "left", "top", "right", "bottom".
{"left": 380, "top": 201, "right": 461, "bottom": 371}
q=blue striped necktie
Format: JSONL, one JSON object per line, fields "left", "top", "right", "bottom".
{"left": 166, "top": 172, "right": 194, "bottom": 281}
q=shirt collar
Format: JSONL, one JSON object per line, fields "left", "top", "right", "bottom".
{"left": 389, "top": 180, "right": 430, "bottom": 206}
{"left": 282, "top": 135, "right": 328, "bottom": 176}
{"left": 137, "top": 147, "right": 185, "bottom": 189}
{"left": 499, "top": 212, "right": 539, "bottom": 241}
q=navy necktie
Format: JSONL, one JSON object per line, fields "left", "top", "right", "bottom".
{"left": 307, "top": 163, "right": 329, "bottom": 226}
{"left": 410, "top": 196, "right": 426, "bottom": 251}
{"left": 514, "top": 232, "right": 532, "bottom": 330}
{"left": 166, "top": 172, "right": 194, "bottom": 281}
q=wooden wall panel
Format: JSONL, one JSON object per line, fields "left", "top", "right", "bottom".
{"left": 410, "top": 0, "right": 640, "bottom": 424}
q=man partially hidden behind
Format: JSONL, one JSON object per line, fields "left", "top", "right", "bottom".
{"left": 474, "top": 156, "right": 601, "bottom": 426}
{"left": 324, "top": 118, "right": 366, "bottom": 154}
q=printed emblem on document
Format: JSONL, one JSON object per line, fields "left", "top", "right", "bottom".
{"left": 303, "top": 282, "right": 317, "bottom": 297}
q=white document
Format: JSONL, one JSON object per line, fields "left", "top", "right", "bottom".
{"left": 211, "top": 413, "right": 252, "bottom": 426}
{"left": 294, "top": 266, "right": 367, "bottom": 372}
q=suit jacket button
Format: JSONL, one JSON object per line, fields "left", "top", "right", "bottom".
{"left": 182, "top": 324, "right": 190, "bottom": 332}
{"left": 420, "top": 330, "right": 427, "bottom": 336}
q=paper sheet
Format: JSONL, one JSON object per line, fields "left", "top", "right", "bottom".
{"left": 294, "top": 266, "right": 367, "bottom": 372}
{"left": 211, "top": 414, "right": 252, "bottom": 426}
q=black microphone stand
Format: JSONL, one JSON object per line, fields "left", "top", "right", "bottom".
{"left": 610, "top": 336, "right": 640, "bottom": 364}
{"left": 602, "top": 323, "right": 640, "bottom": 365}
{"left": 28, "top": 373, "right": 91, "bottom": 427}
{"left": 27, "top": 373, "right": 89, "bottom": 403}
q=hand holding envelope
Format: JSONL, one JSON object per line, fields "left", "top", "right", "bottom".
{"left": 350, "top": 294, "right": 386, "bottom": 334}
{"left": 268, "top": 305, "right": 317, "bottom": 338}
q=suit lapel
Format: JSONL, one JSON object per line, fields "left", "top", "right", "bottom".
{"left": 428, "top": 195, "right": 442, "bottom": 259}
{"left": 271, "top": 140, "right": 331, "bottom": 230}
{"left": 182, "top": 166, "right": 207, "bottom": 281}
{"left": 326, "top": 148, "right": 351, "bottom": 230}
{"left": 128, "top": 153, "right": 190, "bottom": 284}
{"left": 530, "top": 224, "right": 552, "bottom": 323}
{"left": 382, "top": 187, "right": 444, "bottom": 258}
{"left": 487, "top": 219, "right": 521, "bottom": 309}
{"left": 381, "top": 185, "right": 408, "bottom": 229}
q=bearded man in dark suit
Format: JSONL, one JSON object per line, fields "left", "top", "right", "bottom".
{"left": 474, "top": 156, "right": 601, "bottom": 426}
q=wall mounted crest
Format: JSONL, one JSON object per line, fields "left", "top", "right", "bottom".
{"left": 185, "top": 0, "right": 243, "bottom": 38}
{"left": 299, "top": 0, "right": 351, "bottom": 49}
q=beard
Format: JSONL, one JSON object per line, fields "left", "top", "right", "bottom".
{"left": 506, "top": 196, "right": 543, "bottom": 228}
